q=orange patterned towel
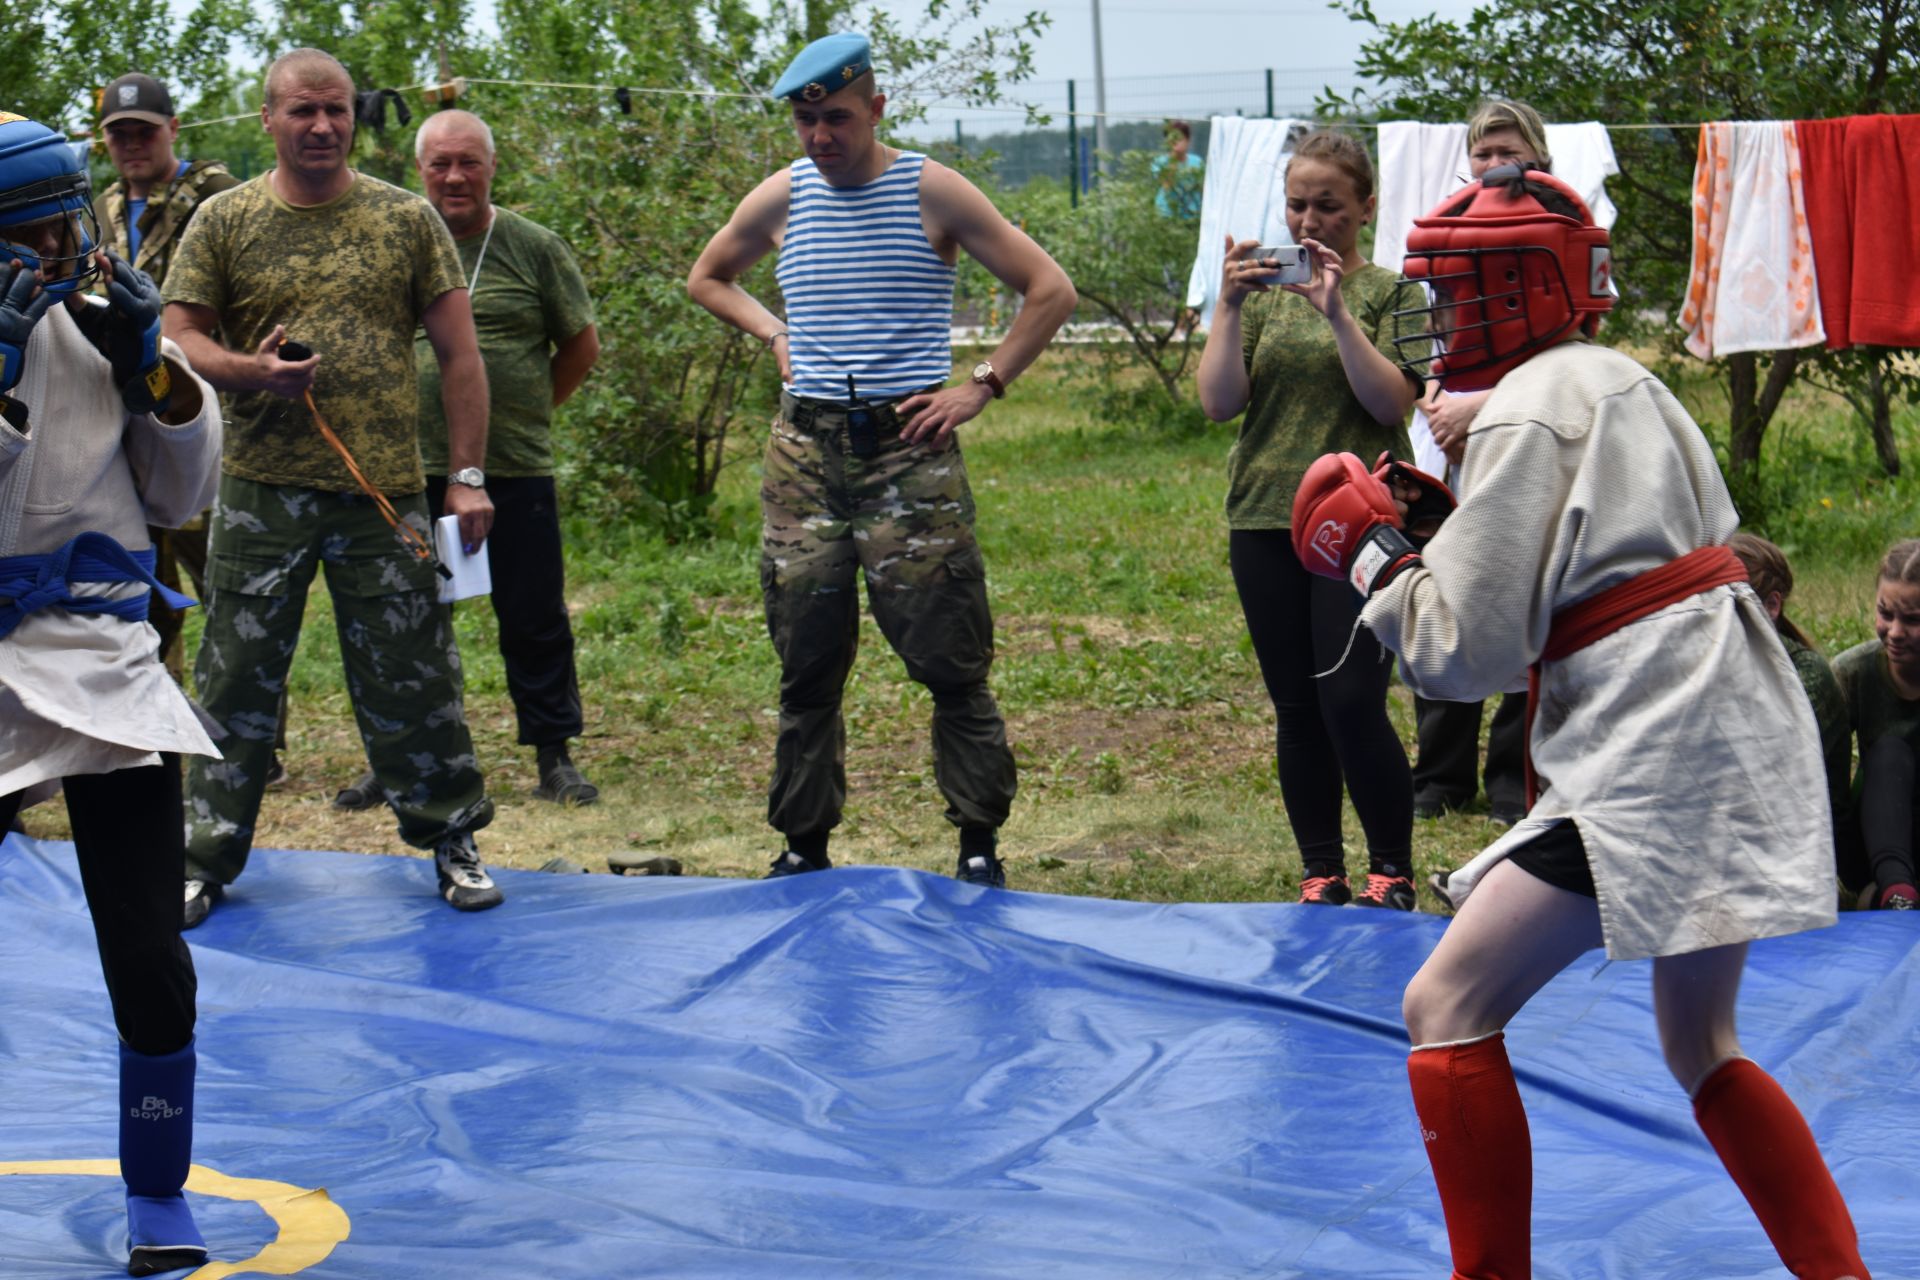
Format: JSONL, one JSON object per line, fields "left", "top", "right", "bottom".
{"left": 1680, "top": 121, "right": 1824, "bottom": 358}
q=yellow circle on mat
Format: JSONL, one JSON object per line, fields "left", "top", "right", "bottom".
{"left": 0, "top": 1160, "right": 350, "bottom": 1277}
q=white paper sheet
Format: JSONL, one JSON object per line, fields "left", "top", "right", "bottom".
{"left": 434, "top": 513, "right": 492, "bottom": 604}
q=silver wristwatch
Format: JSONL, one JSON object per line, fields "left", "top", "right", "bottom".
{"left": 447, "top": 467, "right": 486, "bottom": 488}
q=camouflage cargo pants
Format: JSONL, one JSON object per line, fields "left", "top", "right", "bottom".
{"left": 761, "top": 397, "right": 1017, "bottom": 838}
{"left": 184, "top": 475, "right": 492, "bottom": 884}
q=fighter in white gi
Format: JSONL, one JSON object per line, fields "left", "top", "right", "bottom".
{"left": 1292, "top": 168, "right": 1870, "bottom": 1279}
{"left": 0, "top": 113, "right": 223, "bottom": 1276}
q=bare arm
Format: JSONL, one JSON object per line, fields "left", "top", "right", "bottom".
{"left": 1195, "top": 235, "right": 1269, "bottom": 421}
{"left": 687, "top": 170, "right": 793, "bottom": 380}
{"left": 421, "top": 287, "right": 494, "bottom": 549}
{"left": 1421, "top": 383, "right": 1492, "bottom": 466}
{"left": 898, "top": 160, "right": 1078, "bottom": 446}
{"left": 162, "top": 301, "right": 318, "bottom": 399}
{"left": 1288, "top": 239, "right": 1417, "bottom": 426}
{"left": 551, "top": 324, "right": 600, "bottom": 407}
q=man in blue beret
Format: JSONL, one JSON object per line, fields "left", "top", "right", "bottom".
{"left": 689, "top": 33, "right": 1076, "bottom": 888}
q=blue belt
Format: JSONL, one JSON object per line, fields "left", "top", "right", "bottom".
{"left": 0, "top": 531, "right": 196, "bottom": 641}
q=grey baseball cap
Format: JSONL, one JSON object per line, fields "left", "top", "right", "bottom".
{"left": 100, "top": 74, "right": 175, "bottom": 128}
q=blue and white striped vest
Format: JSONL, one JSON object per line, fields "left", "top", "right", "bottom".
{"left": 775, "top": 151, "right": 956, "bottom": 401}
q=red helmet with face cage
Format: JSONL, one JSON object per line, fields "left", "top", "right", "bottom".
{"left": 1391, "top": 166, "right": 1612, "bottom": 391}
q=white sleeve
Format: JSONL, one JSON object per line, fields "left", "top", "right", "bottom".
{"left": 1361, "top": 416, "right": 1571, "bottom": 701}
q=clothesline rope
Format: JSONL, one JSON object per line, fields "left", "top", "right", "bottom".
{"left": 163, "top": 72, "right": 1719, "bottom": 133}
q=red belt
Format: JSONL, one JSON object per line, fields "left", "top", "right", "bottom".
{"left": 1523, "top": 544, "right": 1748, "bottom": 806}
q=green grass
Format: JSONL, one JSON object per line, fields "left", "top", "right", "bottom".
{"left": 27, "top": 348, "right": 1917, "bottom": 909}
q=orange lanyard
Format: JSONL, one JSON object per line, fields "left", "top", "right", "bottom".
{"left": 302, "top": 389, "right": 444, "bottom": 573}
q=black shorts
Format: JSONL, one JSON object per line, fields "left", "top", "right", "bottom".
{"left": 1507, "top": 819, "right": 1597, "bottom": 899}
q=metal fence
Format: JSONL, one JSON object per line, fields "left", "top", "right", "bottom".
{"left": 909, "top": 66, "right": 1361, "bottom": 189}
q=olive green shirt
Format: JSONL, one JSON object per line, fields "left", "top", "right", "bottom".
{"left": 416, "top": 207, "right": 593, "bottom": 478}
{"left": 164, "top": 172, "right": 465, "bottom": 494}
{"left": 1229, "top": 262, "right": 1417, "bottom": 530}
{"left": 93, "top": 158, "right": 241, "bottom": 289}
{"left": 1833, "top": 638, "right": 1920, "bottom": 755}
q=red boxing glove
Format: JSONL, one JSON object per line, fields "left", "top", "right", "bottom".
{"left": 1371, "top": 452, "right": 1456, "bottom": 544}
{"left": 1291, "top": 452, "right": 1423, "bottom": 599}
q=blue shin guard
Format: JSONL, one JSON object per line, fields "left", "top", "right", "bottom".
{"left": 119, "top": 1039, "right": 208, "bottom": 1276}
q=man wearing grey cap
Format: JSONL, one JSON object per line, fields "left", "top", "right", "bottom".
{"left": 688, "top": 32, "right": 1076, "bottom": 888}
{"left": 94, "top": 73, "right": 241, "bottom": 690}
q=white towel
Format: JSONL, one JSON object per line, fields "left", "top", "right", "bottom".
{"left": 1373, "top": 120, "right": 1621, "bottom": 273}
{"left": 1185, "top": 117, "right": 1308, "bottom": 323}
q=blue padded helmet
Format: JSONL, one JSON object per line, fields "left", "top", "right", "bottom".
{"left": 0, "top": 112, "right": 100, "bottom": 295}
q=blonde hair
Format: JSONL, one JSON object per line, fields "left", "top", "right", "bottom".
{"left": 1466, "top": 99, "right": 1551, "bottom": 172}
{"left": 1285, "top": 129, "right": 1375, "bottom": 203}
{"left": 1729, "top": 532, "right": 1810, "bottom": 648}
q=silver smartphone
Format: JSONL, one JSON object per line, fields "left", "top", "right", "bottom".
{"left": 1246, "top": 243, "right": 1316, "bottom": 285}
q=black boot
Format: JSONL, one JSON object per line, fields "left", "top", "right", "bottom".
{"left": 534, "top": 743, "right": 600, "bottom": 806}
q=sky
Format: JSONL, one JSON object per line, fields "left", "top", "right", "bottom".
{"left": 865, "top": 0, "right": 1489, "bottom": 140}
{"left": 164, "top": 0, "right": 1487, "bottom": 138}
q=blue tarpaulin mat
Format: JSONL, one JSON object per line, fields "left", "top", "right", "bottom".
{"left": 1, "top": 834, "right": 1915, "bottom": 1278}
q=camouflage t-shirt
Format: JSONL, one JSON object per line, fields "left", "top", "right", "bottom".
{"left": 1228, "top": 262, "right": 1418, "bottom": 530}
{"left": 416, "top": 207, "right": 594, "bottom": 478}
{"left": 164, "top": 171, "right": 465, "bottom": 494}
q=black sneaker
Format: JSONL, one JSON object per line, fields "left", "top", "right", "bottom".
{"left": 1353, "top": 873, "right": 1418, "bottom": 911}
{"left": 766, "top": 849, "right": 831, "bottom": 878}
{"left": 534, "top": 746, "right": 600, "bottom": 806}
{"left": 182, "top": 878, "right": 222, "bottom": 930}
{"left": 332, "top": 769, "right": 383, "bottom": 811}
{"left": 957, "top": 853, "right": 1006, "bottom": 888}
{"left": 263, "top": 753, "right": 288, "bottom": 789}
{"left": 1413, "top": 793, "right": 1460, "bottom": 820}
{"left": 434, "top": 833, "right": 504, "bottom": 911}
{"left": 1428, "top": 868, "right": 1459, "bottom": 915}
{"left": 1488, "top": 802, "right": 1526, "bottom": 829}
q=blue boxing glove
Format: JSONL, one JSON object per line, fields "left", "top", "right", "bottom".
{"left": 0, "top": 258, "right": 56, "bottom": 432}
{"left": 70, "top": 250, "right": 171, "bottom": 417}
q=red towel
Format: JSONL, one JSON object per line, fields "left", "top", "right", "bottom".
{"left": 1797, "top": 113, "right": 1920, "bottom": 350}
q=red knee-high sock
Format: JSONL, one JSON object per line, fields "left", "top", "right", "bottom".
{"left": 1408, "top": 1032, "right": 1532, "bottom": 1280}
{"left": 1692, "top": 1057, "right": 1869, "bottom": 1280}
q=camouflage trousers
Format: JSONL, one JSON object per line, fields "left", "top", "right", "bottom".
{"left": 761, "top": 396, "right": 1017, "bottom": 838}
{"left": 184, "top": 475, "right": 492, "bottom": 884}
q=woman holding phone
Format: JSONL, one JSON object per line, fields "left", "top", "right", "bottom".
{"left": 1196, "top": 128, "right": 1422, "bottom": 908}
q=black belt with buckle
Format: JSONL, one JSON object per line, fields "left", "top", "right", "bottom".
{"left": 781, "top": 384, "right": 942, "bottom": 458}
{"left": 783, "top": 392, "right": 903, "bottom": 438}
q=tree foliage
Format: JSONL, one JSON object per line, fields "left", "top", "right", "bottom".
{"left": 1328, "top": 0, "right": 1920, "bottom": 492}
{"left": 998, "top": 153, "right": 1204, "bottom": 426}
{"left": 3, "top": 0, "right": 1045, "bottom": 534}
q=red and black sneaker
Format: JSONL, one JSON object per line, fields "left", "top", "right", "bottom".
{"left": 1298, "top": 872, "right": 1352, "bottom": 905}
{"left": 1876, "top": 883, "right": 1919, "bottom": 910}
{"left": 1354, "top": 873, "right": 1417, "bottom": 911}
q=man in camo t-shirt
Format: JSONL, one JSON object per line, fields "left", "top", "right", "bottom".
{"left": 164, "top": 47, "right": 503, "bottom": 924}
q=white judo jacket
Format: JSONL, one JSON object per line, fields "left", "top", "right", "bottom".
{"left": 1362, "top": 341, "right": 1835, "bottom": 960}
{"left": 0, "top": 301, "right": 223, "bottom": 797}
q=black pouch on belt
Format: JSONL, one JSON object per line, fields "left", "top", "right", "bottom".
{"left": 846, "top": 376, "right": 879, "bottom": 458}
